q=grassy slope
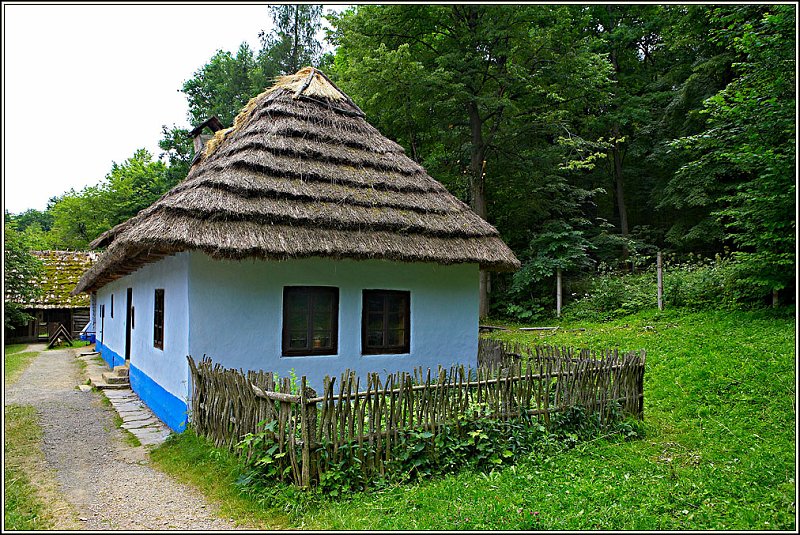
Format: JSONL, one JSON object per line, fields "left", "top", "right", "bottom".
{"left": 151, "top": 309, "right": 796, "bottom": 530}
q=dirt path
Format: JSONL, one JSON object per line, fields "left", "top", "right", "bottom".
{"left": 4, "top": 345, "right": 240, "bottom": 530}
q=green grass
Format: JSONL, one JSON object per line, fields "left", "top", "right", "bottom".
{"left": 4, "top": 344, "right": 39, "bottom": 385}
{"left": 3, "top": 405, "right": 65, "bottom": 530}
{"left": 46, "top": 339, "right": 90, "bottom": 350}
{"left": 150, "top": 309, "right": 796, "bottom": 530}
{"left": 150, "top": 431, "right": 291, "bottom": 529}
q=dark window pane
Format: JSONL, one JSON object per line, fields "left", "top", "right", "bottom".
{"left": 367, "top": 314, "right": 384, "bottom": 332}
{"left": 388, "top": 294, "right": 405, "bottom": 312}
{"left": 283, "top": 287, "right": 338, "bottom": 355}
{"left": 367, "top": 331, "right": 383, "bottom": 347}
{"left": 387, "top": 329, "right": 405, "bottom": 347}
{"left": 362, "top": 290, "right": 410, "bottom": 354}
{"left": 367, "top": 296, "right": 384, "bottom": 313}
{"left": 388, "top": 312, "right": 404, "bottom": 329}
{"left": 313, "top": 308, "right": 331, "bottom": 331}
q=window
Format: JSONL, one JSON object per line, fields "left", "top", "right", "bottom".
{"left": 282, "top": 286, "right": 338, "bottom": 356}
{"left": 111, "top": 294, "right": 114, "bottom": 318}
{"left": 153, "top": 289, "right": 164, "bottom": 350}
{"left": 362, "top": 290, "right": 410, "bottom": 354}
{"left": 100, "top": 304, "right": 105, "bottom": 318}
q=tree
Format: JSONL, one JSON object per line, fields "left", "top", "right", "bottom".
{"left": 259, "top": 4, "right": 323, "bottom": 75}
{"left": 329, "top": 4, "right": 613, "bottom": 317}
{"left": 671, "top": 5, "right": 796, "bottom": 302}
{"left": 48, "top": 149, "right": 169, "bottom": 249}
{"left": 4, "top": 213, "right": 43, "bottom": 330}
{"left": 182, "top": 44, "right": 263, "bottom": 128}
{"left": 158, "top": 5, "right": 326, "bottom": 186}
{"left": 511, "top": 220, "right": 595, "bottom": 318}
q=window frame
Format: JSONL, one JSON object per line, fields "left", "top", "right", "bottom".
{"left": 361, "top": 289, "right": 411, "bottom": 355}
{"left": 153, "top": 289, "right": 164, "bottom": 350}
{"left": 282, "top": 286, "right": 339, "bottom": 357}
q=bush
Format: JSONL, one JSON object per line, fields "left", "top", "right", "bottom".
{"left": 562, "top": 265, "right": 656, "bottom": 321}
{"left": 560, "top": 255, "right": 771, "bottom": 320}
{"left": 663, "top": 254, "right": 766, "bottom": 309}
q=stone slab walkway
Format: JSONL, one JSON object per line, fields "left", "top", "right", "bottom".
{"left": 78, "top": 352, "right": 171, "bottom": 447}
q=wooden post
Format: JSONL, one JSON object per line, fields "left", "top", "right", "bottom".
{"left": 556, "top": 267, "right": 562, "bottom": 318}
{"left": 656, "top": 251, "right": 663, "bottom": 311}
{"left": 300, "top": 376, "right": 310, "bottom": 488}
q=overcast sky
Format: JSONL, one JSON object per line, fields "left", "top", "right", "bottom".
{"left": 2, "top": 2, "right": 347, "bottom": 215}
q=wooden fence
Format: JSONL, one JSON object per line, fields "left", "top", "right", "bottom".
{"left": 187, "top": 339, "right": 645, "bottom": 488}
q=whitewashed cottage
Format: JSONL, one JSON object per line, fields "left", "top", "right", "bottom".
{"left": 73, "top": 68, "right": 519, "bottom": 431}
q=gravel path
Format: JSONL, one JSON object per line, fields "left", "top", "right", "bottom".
{"left": 4, "top": 345, "right": 241, "bottom": 530}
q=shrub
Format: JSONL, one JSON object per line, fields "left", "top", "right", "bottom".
{"left": 560, "top": 255, "right": 771, "bottom": 320}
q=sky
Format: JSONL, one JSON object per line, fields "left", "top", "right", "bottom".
{"left": 2, "top": 2, "right": 347, "bottom": 215}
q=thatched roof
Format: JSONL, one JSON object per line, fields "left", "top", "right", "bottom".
{"left": 74, "top": 68, "right": 519, "bottom": 294}
{"left": 7, "top": 251, "right": 97, "bottom": 308}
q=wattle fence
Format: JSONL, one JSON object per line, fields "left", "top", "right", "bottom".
{"left": 186, "top": 339, "right": 645, "bottom": 487}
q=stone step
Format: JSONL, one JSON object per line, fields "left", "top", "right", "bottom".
{"left": 101, "top": 372, "right": 130, "bottom": 385}
{"left": 91, "top": 378, "right": 130, "bottom": 390}
{"left": 112, "top": 366, "right": 129, "bottom": 378}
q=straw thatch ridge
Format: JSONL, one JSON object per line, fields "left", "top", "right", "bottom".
{"left": 74, "top": 67, "right": 519, "bottom": 294}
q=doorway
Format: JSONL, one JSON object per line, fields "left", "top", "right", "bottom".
{"left": 125, "top": 288, "right": 133, "bottom": 361}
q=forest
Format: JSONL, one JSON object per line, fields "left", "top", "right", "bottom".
{"left": 5, "top": 4, "right": 796, "bottom": 322}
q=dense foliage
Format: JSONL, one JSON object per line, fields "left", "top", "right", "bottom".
{"left": 3, "top": 214, "right": 43, "bottom": 330}
{"left": 236, "top": 398, "right": 641, "bottom": 497}
{"left": 6, "top": 4, "right": 794, "bottom": 314}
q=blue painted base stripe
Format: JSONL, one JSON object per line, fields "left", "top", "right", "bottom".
{"left": 95, "top": 341, "right": 125, "bottom": 369}
{"left": 129, "top": 364, "right": 188, "bottom": 432}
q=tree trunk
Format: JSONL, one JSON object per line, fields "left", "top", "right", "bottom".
{"left": 607, "top": 26, "right": 629, "bottom": 261}
{"left": 467, "top": 100, "right": 490, "bottom": 318}
{"left": 292, "top": 7, "right": 300, "bottom": 71}
{"left": 612, "top": 129, "right": 628, "bottom": 238}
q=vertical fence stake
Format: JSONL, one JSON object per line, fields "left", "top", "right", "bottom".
{"left": 556, "top": 267, "right": 563, "bottom": 318}
{"left": 657, "top": 251, "right": 664, "bottom": 311}
{"left": 300, "top": 376, "right": 310, "bottom": 488}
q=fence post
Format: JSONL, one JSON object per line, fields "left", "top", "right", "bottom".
{"left": 556, "top": 267, "right": 562, "bottom": 318}
{"left": 300, "top": 376, "right": 311, "bottom": 488}
{"left": 657, "top": 251, "right": 664, "bottom": 311}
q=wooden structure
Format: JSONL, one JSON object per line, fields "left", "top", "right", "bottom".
{"left": 4, "top": 250, "right": 97, "bottom": 343}
{"left": 187, "top": 338, "right": 645, "bottom": 488}
{"left": 47, "top": 323, "right": 74, "bottom": 348}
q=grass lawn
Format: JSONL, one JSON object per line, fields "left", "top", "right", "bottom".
{"left": 4, "top": 343, "right": 39, "bottom": 385}
{"left": 150, "top": 308, "right": 796, "bottom": 530}
{"left": 4, "top": 404, "right": 79, "bottom": 530}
